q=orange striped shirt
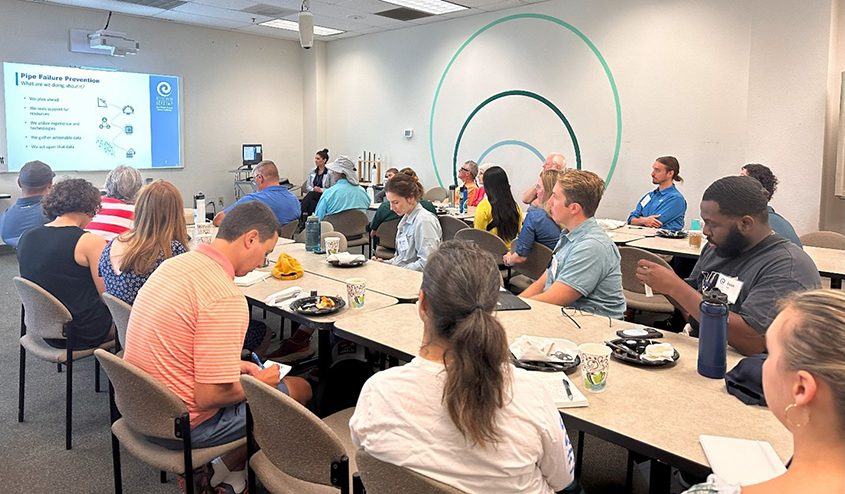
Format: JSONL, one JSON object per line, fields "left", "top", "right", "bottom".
{"left": 124, "top": 243, "right": 248, "bottom": 426}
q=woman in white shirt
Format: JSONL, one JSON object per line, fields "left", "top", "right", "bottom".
{"left": 351, "top": 241, "right": 575, "bottom": 494}
{"left": 375, "top": 172, "right": 442, "bottom": 272}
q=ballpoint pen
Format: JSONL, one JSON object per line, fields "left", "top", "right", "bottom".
{"left": 562, "top": 378, "right": 574, "bottom": 401}
{"left": 250, "top": 352, "right": 264, "bottom": 368}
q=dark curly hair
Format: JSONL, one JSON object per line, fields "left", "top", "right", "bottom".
{"left": 741, "top": 163, "right": 777, "bottom": 201}
{"left": 42, "top": 178, "right": 102, "bottom": 221}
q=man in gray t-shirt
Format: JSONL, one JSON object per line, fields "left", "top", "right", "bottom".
{"left": 636, "top": 176, "right": 820, "bottom": 356}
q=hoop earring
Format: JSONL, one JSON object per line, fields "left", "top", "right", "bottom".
{"left": 784, "top": 403, "right": 810, "bottom": 429}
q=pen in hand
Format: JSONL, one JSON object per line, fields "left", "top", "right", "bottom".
{"left": 250, "top": 352, "right": 264, "bottom": 368}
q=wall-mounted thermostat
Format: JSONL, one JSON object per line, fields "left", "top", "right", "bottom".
{"left": 404, "top": 128, "right": 413, "bottom": 139}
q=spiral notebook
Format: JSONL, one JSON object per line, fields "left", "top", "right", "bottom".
{"left": 699, "top": 435, "right": 786, "bottom": 485}
{"left": 536, "top": 372, "right": 589, "bottom": 408}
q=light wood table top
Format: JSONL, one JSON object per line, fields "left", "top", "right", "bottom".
{"left": 605, "top": 231, "right": 646, "bottom": 245}
{"left": 803, "top": 246, "right": 845, "bottom": 278}
{"left": 241, "top": 271, "right": 397, "bottom": 326}
{"left": 268, "top": 243, "right": 423, "bottom": 302}
{"left": 611, "top": 225, "right": 659, "bottom": 237}
{"left": 627, "top": 236, "right": 705, "bottom": 258}
{"left": 333, "top": 299, "right": 792, "bottom": 475}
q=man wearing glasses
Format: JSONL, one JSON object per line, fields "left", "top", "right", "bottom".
{"left": 374, "top": 167, "right": 399, "bottom": 203}
{"left": 213, "top": 160, "right": 301, "bottom": 227}
{"left": 636, "top": 176, "right": 820, "bottom": 356}
{"left": 458, "top": 160, "right": 479, "bottom": 206}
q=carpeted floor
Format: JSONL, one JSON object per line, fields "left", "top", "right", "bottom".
{"left": 0, "top": 244, "right": 655, "bottom": 493}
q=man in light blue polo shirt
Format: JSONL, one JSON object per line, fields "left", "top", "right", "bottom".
{"left": 314, "top": 156, "right": 370, "bottom": 220}
{"left": 213, "top": 160, "right": 300, "bottom": 227}
{"left": 0, "top": 160, "right": 54, "bottom": 248}
{"left": 521, "top": 170, "right": 625, "bottom": 319}
{"left": 627, "top": 156, "right": 687, "bottom": 231}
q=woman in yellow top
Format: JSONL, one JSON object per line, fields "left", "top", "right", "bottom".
{"left": 473, "top": 165, "right": 523, "bottom": 249}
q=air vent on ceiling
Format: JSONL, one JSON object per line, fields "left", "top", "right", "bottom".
{"left": 114, "top": 0, "right": 186, "bottom": 9}
{"left": 242, "top": 4, "right": 297, "bottom": 18}
{"left": 376, "top": 7, "right": 432, "bottom": 21}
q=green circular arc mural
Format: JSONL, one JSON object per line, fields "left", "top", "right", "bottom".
{"left": 428, "top": 13, "right": 622, "bottom": 187}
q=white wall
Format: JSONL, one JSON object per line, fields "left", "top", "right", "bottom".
{"left": 0, "top": 0, "right": 305, "bottom": 210}
{"left": 324, "top": 0, "right": 831, "bottom": 233}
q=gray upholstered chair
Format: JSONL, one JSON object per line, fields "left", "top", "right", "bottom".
{"left": 14, "top": 276, "right": 115, "bottom": 450}
{"left": 95, "top": 349, "right": 245, "bottom": 494}
{"left": 374, "top": 219, "right": 399, "bottom": 260}
{"left": 240, "top": 375, "right": 361, "bottom": 494}
{"left": 800, "top": 230, "right": 845, "bottom": 250}
{"left": 355, "top": 448, "right": 466, "bottom": 494}
{"left": 102, "top": 292, "right": 132, "bottom": 352}
{"left": 326, "top": 210, "right": 370, "bottom": 255}
{"left": 322, "top": 231, "right": 348, "bottom": 253}
{"left": 438, "top": 215, "right": 468, "bottom": 241}
{"left": 508, "top": 242, "right": 554, "bottom": 293}
{"left": 280, "top": 220, "right": 299, "bottom": 240}
{"left": 423, "top": 186, "right": 448, "bottom": 202}
{"left": 295, "top": 221, "right": 334, "bottom": 243}
{"left": 618, "top": 246, "right": 674, "bottom": 315}
{"left": 454, "top": 228, "right": 511, "bottom": 282}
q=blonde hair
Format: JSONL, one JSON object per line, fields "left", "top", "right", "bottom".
{"left": 538, "top": 169, "right": 561, "bottom": 208}
{"left": 118, "top": 180, "right": 189, "bottom": 275}
{"left": 779, "top": 289, "right": 845, "bottom": 432}
{"left": 557, "top": 169, "right": 605, "bottom": 217}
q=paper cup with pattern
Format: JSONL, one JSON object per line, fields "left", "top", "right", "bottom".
{"left": 325, "top": 236, "right": 341, "bottom": 256}
{"left": 346, "top": 278, "right": 366, "bottom": 309}
{"left": 578, "top": 343, "right": 612, "bottom": 392}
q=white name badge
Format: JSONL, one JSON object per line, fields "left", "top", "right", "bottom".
{"left": 716, "top": 274, "right": 744, "bottom": 304}
{"left": 639, "top": 194, "right": 652, "bottom": 208}
{"left": 397, "top": 235, "right": 410, "bottom": 252}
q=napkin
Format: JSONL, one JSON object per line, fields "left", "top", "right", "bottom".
{"left": 642, "top": 342, "right": 675, "bottom": 362}
{"left": 509, "top": 335, "right": 578, "bottom": 362}
{"left": 234, "top": 270, "right": 272, "bottom": 286}
{"left": 327, "top": 252, "right": 366, "bottom": 265}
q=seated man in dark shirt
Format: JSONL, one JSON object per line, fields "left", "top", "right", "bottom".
{"left": 636, "top": 175, "right": 820, "bottom": 356}
{"left": 740, "top": 163, "right": 802, "bottom": 246}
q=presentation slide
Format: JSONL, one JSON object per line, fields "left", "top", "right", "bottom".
{"left": 2, "top": 62, "right": 181, "bottom": 172}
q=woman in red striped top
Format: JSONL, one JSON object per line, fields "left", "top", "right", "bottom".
{"left": 86, "top": 165, "right": 143, "bottom": 241}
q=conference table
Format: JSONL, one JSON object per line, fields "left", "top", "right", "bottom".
{"left": 268, "top": 242, "right": 423, "bottom": 302}
{"left": 626, "top": 236, "right": 706, "bottom": 258}
{"left": 333, "top": 299, "right": 791, "bottom": 492}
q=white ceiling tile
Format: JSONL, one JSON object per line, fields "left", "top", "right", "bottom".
{"left": 154, "top": 10, "right": 249, "bottom": 29}
{"left": 191, "top": 0, "right": 261, "bottom": 10}
{"left": 232, "top": 23, "right": 302, "bottom": 40}
{"left": 333, "top": 0, "right": 395, "bottom": 14}
{"left": 46, "top": 0, "right": 165, "bottom": 17}
{"left": 171, "top": 2, "right": 272, "bottom": 22}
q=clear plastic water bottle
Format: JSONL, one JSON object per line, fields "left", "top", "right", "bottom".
{"left": 459, "top": 186, "right": 468, "bottom": 214}
{"left": 698, "top": 289, "right": 729, "bottom": 378}
{"left": 448, "top": 185, "right": 457, "bottom": 208}
{"left": 305, "top": 215, "right": 321, "bottom": 252}
{"left": 193, "top": 192, "right": 206, "bottom": 225}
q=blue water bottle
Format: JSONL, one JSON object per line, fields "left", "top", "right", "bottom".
{"left": 459, "top": 186, "right": 468, "bottom": 213}
{"left": 698, "top": 289, "right": 729, "bottom": 378}
{"left": 305, "top": 215, "right": 321, "bottom": 252}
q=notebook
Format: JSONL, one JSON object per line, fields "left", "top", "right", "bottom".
{"left": 536, "top": 372, "right": 589, "bottom": 408}
{"left": 234, "top": 270, "right": 272, "bottom": 287}
{"left": 497, "top": 290, "right": 531, "bottom": 311}
{"left": 699, "top": 435, "right": 786, "bottom": 485}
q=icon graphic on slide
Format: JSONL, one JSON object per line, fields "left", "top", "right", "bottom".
{"left": 124, "top": 125, "right": 133, "bottom": 135}
{"left": 126, "top": 148, "right": 135, "bottom": 158}
{"left": 95, "top": 97, "right": 137, "bottom": 160}
{"left": 156, "top": 81, "right": 172, "bottom": 97}
{"left": 122, "top": 105, "right": 134, "bottom": 115}
{"left": 99, "top": 117, "right": 111, "bottom": 130}
{"left": 97, "top": 97, "right": 107, "bottom": 108}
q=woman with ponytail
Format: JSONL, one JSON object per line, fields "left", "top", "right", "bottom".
{"left": 351, "top": 241, "right": 574, "bottom": 493}
{"left": 373, "top": 171, "right": 442, "bottom": 271}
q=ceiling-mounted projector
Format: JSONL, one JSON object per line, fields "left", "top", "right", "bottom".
{"left": 88, "top": 29, "right": 139, "bottom": 57}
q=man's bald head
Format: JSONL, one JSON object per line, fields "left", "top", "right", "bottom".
{"left": 543, "top": 153, "right": 566, "bottom": 171}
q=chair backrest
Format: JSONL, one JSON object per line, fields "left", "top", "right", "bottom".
{"left": 356, "top": 448, "right": 466, "bottom": 494}
{"left": 423, "top": 187, "right": 448, "bottom": 202}
{"left": 13, "top": 276, "right": 71, "bottom": 340}
{"left": 102, "top": 292, "right": 132, "bottom": 349}
{"left": 800, "top": 230, "right": 845, "bottom": 250}
{"left": 454, "top": 228, "right": 508, "bottom": 258}
{"left": 294, "top": 221, "right": 335, "bottom": 243}
{"left": 321, "top": 231, "right": 348, "bottom": 252}
{"left": 279, "top": 220, "right": 299, "bottom": 240}
{"left": 439, "top": 215, "right": 469, "bottom": 241}
{"left": 618, "top": 246, "right": 672, "bottom": 294}
{"left": 326, "top": 210, "right": 368, "bottom": 241}
{"left": 240, "top": 375, "right": 347, "bottom": 486}
{"left": 376, "top": 219, "right": 400, "bottom": 250}
{"left": 514, "top": 242, "right": 554, "bottom": 280}
{"left": 94, "top": 349, "right": 189, "bottom": 440}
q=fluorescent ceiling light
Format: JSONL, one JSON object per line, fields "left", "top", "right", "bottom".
{"left": 259, "top": 19, "right": 344, "bottom": 36}
{"left": 381, "top": 0, "right": 467, "bottom": 15}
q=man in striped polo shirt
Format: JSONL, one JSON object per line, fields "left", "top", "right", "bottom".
{"left": 125, "top": 201, "right": 311, "bottom": 493}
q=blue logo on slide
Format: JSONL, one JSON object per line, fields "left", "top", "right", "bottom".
{"left": 156, "top": 81, "right": 171, "bottom": 97}
{"left": 149, "top": 75, "right": 180, "bottom": 167}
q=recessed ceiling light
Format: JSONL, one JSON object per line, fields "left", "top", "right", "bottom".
{"left": 259, "top": 19, "right": 344, "bottom": 36}
{"left": 380, "top": 0, "right": 467, "bottom": 15}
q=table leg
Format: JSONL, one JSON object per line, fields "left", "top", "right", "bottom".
{"left": 574, "top": 430, "right": 585, "bottom": 480}
{"left": 318, "top": 327, "right": 332, "bottom": 375}
{"left": 648, "top": 459, "right": 671, "bottom": 494}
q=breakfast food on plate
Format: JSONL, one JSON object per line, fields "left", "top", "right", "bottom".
{"left": 316, "top": 296, "right": 336, "bottom": 310}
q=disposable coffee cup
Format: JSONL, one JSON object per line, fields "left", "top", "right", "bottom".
{"left": 346, "top": 278, "right": 366, "bottom": 309}
{"left": 325, "top": 236, "right": 341, "bottom": 256}
{"left": 578, "top": 343, "right": 612, "bottom": 393}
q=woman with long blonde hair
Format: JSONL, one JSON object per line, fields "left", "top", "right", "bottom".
{"left": 503, "top": 168, "right": 562, "bottom": 267}
{"left": 99, "top": 180, "right": 189, "bottom": 304}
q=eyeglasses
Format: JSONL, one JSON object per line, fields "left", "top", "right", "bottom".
{"left": 459, "top": 167, "right": 470, "bottom": 173}
{"left": 560, "top": 306, "right": 613, "bottom": 328}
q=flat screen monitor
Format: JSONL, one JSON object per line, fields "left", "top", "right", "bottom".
{"left": 242, "top": 144, "right": 262, "bottom": 167}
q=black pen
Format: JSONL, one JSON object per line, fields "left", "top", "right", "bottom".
{"left": 562, "top": 378, "right": 574, "bottom": 401}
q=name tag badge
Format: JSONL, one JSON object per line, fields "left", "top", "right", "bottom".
{"left": 397, "top": 236, "right": 410, "bottom": 252}
{"left": 639, "top": 194, "right": 652, "bottom": 208}
{"left": 716, "top": 274, "right": 743, "bottom": 304}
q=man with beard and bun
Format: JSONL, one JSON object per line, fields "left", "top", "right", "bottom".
{"left": 635, "top": 176, "right": 820, "bottom": 356}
